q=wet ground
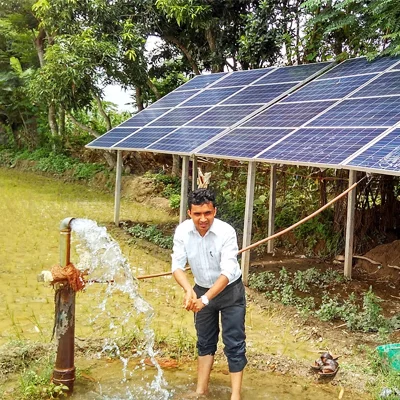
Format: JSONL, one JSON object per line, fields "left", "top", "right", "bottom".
{"left": 0, "top": 167, "right": 373, "bottom": 399}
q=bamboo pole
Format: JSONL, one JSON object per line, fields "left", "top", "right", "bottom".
{"left": 136, "top": 177, "right": 365, "bottom": 280}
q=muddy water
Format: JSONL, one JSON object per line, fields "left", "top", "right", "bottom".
{"left": 0, "top": 168, "right": 364, "bottom": 399}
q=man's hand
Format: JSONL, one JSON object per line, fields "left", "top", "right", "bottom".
{"left": 192, "top": 298, "right": 206, "bottom": 313}
{"left": 183, "top": 288, "right": 197, "bottom": 311}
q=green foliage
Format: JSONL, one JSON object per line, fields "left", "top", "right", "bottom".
{"left": 146, "top": 172, "right": 181, "bottom": 209}
{"left": 127, "top": 224, "right": 173, "bottom": 249}
{"left": 249, "top": 267, "right": 394, "bottom": 332}
{"left": 19, "top": 368, "right": 68, "bottom": 399}
{"left": 72, "top": 162, "right": 104, "bottom": 180}
{"left": 168, "top": 193, "right": 181, "bottom": 210}
{"left": 35, "top": 153, "right": 75, "bottom": 174}
{"left": 346, "top": 288, "right": 390, "bottom": 333}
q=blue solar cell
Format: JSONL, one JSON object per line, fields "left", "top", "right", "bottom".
{"left": 351, "top": 71, "right": 400, "bottom": 98}
{"left": 175, "top": 72, "right": 227, "bottom": 91}
{"left": 256, "top": 62, "right": 331, "bottom": 85}
{"left": 183, "top": 87, "right": 239, "bottom": 106}
{"left": 148, "top": 127, "right": 224, "bottom": 153}
{"left": 114, "top": 127, "right": 175, "bottom": 149}
{"left": 243, "top": 101, "right": 336, "bottom": 128}
{"left": 119, "top": 108, "right": 169, "bottom": 127}
{"left": 321, "top": 57, "right": 399, "bottom": 79}
{"left": 308, "top": 97, "right": 400, "bottom": 127}
{"left": 212, "top": 68, "right": 274, "bottom": 88}
{"left": 189, "top": 105, "right": 260, "bottom": 127}
{"left": 348, "top": 129, "right": 400, "bottom": 171}
{"left": 256, "top": 127, "right": 386, "bottom": 164}
{"left": 196, "top": 128, "right": 293, "bottom": 158}
{"left": 286, "top": 75, "right": 374, "bottom": 102}
{"left": 149, "top": 90, "right": 197, "bottom": 108}
{"left": 222, "top": 83, "right": 294, "bottom": 105}
{"left": 87, "top": 128, "right": 140, "bottom": 148}
{"left": 148, "top": 107, "right": 209, "bottom": 127}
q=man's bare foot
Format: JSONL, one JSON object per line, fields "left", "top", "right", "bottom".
{"left": 176, "top": 390, "right": 208, "bottom": 399}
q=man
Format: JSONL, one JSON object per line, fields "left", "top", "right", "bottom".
{"left": 171, "top": 188, "right": 247, "bottom": 400}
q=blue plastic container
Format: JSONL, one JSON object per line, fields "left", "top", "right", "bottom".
{"left": 376, "top": 343, "right": 400, "bottom": 372}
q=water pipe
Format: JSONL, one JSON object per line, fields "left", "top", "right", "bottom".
{"left": 52, "top": 217, "right": 76, "bottom": 395}
{"left": 37, "top": 218, "right": 76, "bottom": 395}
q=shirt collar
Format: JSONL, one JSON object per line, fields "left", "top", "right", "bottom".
{"left": 189, "top": 218, "right": 217, "bottom": 236}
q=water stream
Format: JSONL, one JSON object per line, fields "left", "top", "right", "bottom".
{"left": 70, "top": 218, "right": 169, "bottom": 399}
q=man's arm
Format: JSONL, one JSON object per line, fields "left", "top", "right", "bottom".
{"left": 173, "top": 269, "right": 197, "bottom": 310}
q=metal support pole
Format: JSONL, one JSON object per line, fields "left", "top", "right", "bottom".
{"left": 192, "top": 156, "right": 198, "bottom": 191}
{"left": 344, "top": 170, "right": 357, "bottom": 278}
{"left": 267, "top": 164, "right": 277, "bottom": 254}
{"left": 241, "top": 161, "right": 256, "bottom": 285}
{"left": 180, "top": 156, "right": 189, "bottom": 223}
{"left": 52, "top": 218, "right": 76, "bottom": 395}
{"left": 114, "top": 150, "right": 123, "bottom": 226}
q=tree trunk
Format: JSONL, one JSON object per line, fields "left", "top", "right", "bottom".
{"left": 59, "top": 107, "right": 66, "bottom": 138}
{"left": 135, "top": 86, "right": 144, "bottom": 111}
{"left": 205, "top": 28, "right": 223, "bottom": 72}
{"left": 147, "top": 78, "right": 161, "bottom": 100}
{"left": 48, "top": 103, "right": 59, "bottom": 137}
{"left": 94, "top": 95, "right": 112, "bottom": 131}
{"left": 66, "top": 112, "right": 116, "bottom": 168}
{"left": 163, "top": 35, "right": 200, "bottom": 75}
{"left": 34, "top": 28, "right": 46, "bottom": 67}
{"left": 102, "top": 151, "right": 117, "bottom": 169}
{"left": 172, "top": 155, "right": 180, "bottom": 177}
{"left": 66, "top": 112, "right": 99, "bottom": 137}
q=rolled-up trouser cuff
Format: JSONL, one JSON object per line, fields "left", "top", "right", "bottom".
{"left": 227, "top": 355, "right": 248, "bottom": 373}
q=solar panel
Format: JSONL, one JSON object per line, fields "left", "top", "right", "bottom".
{"left": 350, "top": 71, "right": 400, "bottom": 98}
{"left": 183, "top": 87, "right": 239, "bottom": 106}
{"left": 346, "top": 129, "right": 400, "bottom": 173}
{"left": 256, "top": 127, "right": 387, "bottom": 165}
{"left": 197, "top": 128, "right": 293, "bottom": 158}
{"left": 221, "top": 83, "right": 294, "bottom": 105}
{"left": 256, "top": 62, "right": 331, "bottom": 85}
{"left": 114, "top": 127, "right": 176, "bottom": 149}
{"left": 118, "top": 108, "right": 168, "bottom": 127}
{"left": 148, "top": 127, "right": 225, "bottom": 153}
{"left": 212, "top": 68, "right": 274, "bottom": 88}
{"left": 242, "top": 101, "right": 336, "bottom": 128}
{"left": 321, "top": 57, "right": 400, "bottom": 79}
{"left": 148, "top": 90, "right": 197, "bottom": 108}
{"left": 87, "top": 128, "right": 140, "bottom": 148}
{"left": 188, "top": 105, "right": 260, "bottom": 127}
{"left": 308, "top": 97, "right": 400, "bottom": 127}
{"left": 285, "top": 75, "right": 374, "bottom": 102}
{"left": 148, "top": 106, "right": 209, "bottom": 127}
{"left": 175, "top": 72, "right": 227, "bottom": 91}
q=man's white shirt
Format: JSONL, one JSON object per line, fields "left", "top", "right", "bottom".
{"left": 171, "top": 218, "right": 241, "bottom": 288}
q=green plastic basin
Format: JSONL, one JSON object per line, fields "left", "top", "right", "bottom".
{"left": 376, "top": 343, "right": 400, "bottom": 371}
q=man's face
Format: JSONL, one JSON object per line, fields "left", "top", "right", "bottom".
{"left": 188, "top": 202, "right": 216, "bottom": 237}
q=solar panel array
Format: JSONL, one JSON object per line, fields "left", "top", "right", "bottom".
{"left": 196, "top": 57, "right": 400, "bottom": 176}
{"left": 87, "top": 57, "right": 400, "bottom": 176}
{"left": 87, "top": 62, "right": 330, "bottom": 154}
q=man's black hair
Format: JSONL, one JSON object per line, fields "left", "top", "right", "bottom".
{"left": 188, "top": 188, "right": 216, "bottom": 209}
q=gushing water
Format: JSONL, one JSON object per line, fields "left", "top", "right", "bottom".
{"left": 70, "top": 218, "right": 170, "bottom": 399}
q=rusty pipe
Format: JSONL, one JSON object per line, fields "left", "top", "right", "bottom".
{"left": 52, "top": 217, "right": 76, "bottom": 395}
